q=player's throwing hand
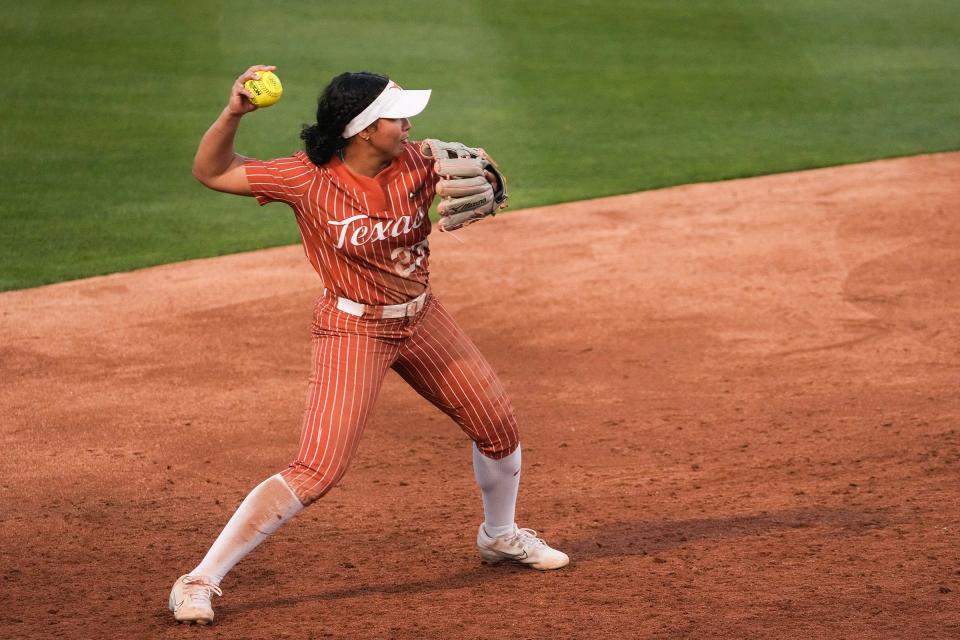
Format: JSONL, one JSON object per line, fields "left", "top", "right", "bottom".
{"left": 227, "top": 65, "right": 276, "bottom": 115}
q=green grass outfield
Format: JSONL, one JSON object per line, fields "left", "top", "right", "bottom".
{"left": 3, "top": 1, "right": 959, "bottom": 291}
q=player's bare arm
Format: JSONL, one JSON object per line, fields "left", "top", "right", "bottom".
{"left": 192, "top": 65, "right": 276, "bottom": 196}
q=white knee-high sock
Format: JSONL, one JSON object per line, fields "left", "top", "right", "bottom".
{"left": 191, "top": 473, "right": 304, "bottom": 586}
{"left": 472, "top": 443, "right": 521, "bottom": 538}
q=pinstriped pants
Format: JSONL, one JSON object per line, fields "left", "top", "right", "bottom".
{"left": 281, "top": 294, "right": 519, "bottom": 505}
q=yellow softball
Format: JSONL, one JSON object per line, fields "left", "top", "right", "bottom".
{"left": 244, "top": 70, "right": 283, "bottom": 108}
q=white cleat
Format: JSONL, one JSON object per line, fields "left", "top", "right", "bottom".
{"left": 476, "top": 525, "right": 570, "bottom": 570}
{"left": 168, "top": 574, "right": 222, "bottom": 625}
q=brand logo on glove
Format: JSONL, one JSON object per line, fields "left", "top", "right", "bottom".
{"left": 448, "top": 197, "right": 488, "bottom": 214}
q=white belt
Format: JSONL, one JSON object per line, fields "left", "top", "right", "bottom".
{"left": 334, "top": 290, "right": 429, "bottom": 319}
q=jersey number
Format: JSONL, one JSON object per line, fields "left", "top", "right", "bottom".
{"left": 391, "top": 240, "right": 428, "bottom": 276}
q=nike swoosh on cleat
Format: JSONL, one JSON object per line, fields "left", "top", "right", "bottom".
{"left": 173, "top": 598, "right": 184, "bottom": 610}
{"left": 499, "top": 550, "right": 528, "bottom": 560}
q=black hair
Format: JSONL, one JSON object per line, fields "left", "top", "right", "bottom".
{"left": 300, "top": 71, "right": 389, "bottom": 166}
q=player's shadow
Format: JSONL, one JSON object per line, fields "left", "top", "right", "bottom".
{"left": 221, "top": 504, "right": 890, "bottom": 617}
{"left": 562, "top": 504, "right": 891, "bottom": 561}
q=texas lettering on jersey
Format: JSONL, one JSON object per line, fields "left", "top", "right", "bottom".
{"left": 327, "top": 208, "right": 426, "bottom": 250}
{"left": 244, "top": 143, "right": 437, "bottom": 305}
{"left": 327, "top": 209, "right": 429, "bottom": 277}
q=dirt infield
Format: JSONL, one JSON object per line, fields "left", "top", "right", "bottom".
{"left": 2, "top": 153, "right": 958, "bottom": 639}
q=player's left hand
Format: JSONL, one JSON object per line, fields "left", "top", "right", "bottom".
{"left": 420, "top": 139, "right": 509, "bottom": 232}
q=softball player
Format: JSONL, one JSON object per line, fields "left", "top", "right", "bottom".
{"left": 168, "top": 66, "right": 568, "bottom": 625}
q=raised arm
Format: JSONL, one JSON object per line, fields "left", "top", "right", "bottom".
{"left": 192, "top": 65, "right": 276, "bottom": 196}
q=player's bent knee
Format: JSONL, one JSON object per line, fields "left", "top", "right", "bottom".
{"left": 281, "top": 460, "right": 351, "bottom": 506}
{"left": 473, "top": 412, "right": 520, "bottom": 459}
{"left": 477, "top": 438, "right": 519, "bottom": 459}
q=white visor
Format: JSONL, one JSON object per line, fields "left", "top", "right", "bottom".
{"left": 341, "top": 81, "right": 431, "bottom": 139}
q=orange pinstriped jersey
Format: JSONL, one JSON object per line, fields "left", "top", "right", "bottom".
{"left": 244, "top": 143, "right": 437, "bottom": 305}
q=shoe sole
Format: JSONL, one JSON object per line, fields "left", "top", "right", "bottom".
{"left": 478, "top": 546, "right": 570, "bottom": 570}
{"left": 478, "top": 547, "right": 513, "bottom": 565}
{"left": 169, "top": 594, "right": 214, "bottom": 625}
